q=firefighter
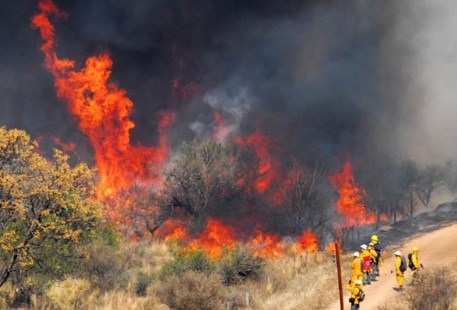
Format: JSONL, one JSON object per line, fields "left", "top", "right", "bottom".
{"left": 360, "top": 244, "right": 372, "bottom": 285}
{"left": 410, "top": 246, "right": 422, "bottom": 283}
{"left": 394, "top": 250, "right": 405, "bottom": 291}
{"left": 370, "top": 234, "right": 382, "bottom": 276}
{"left": 368, "top": 242, "right": 378, "bottom": 281}
{"left": 350, "top": 251, "right": 363, "bottom": 284}
{"left": 346, "top": 279, "right": 364, "bottom": 310}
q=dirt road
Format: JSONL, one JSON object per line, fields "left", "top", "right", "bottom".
{"left": 326, "top": 223, "right": 457, "bottom": 310}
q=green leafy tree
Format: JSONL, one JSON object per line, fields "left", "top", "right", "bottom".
{"left": 0, "top": 127, "right": 102, "bottom": 288}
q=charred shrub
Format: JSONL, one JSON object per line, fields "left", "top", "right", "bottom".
{"left": 220, "top": 247, "right": 264, "bottom": 285}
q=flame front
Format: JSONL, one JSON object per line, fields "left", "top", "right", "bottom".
{"left": 32, "top": 0, "right": 174, "bottom": 222}
{"left": 329, "top": 160, "right": 377, "bottom": 227}
{"left": 250, "top": 228, "right": 283, "bottom": 258}
{"left": 296, "top": 231, "right": 319, "bottom": 253}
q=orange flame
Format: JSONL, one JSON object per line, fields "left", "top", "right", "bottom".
{"left": 32, "top": 0, "right": 174, "bottom": 222}
{"left": 212, "top": 112, "right": 231, "bottom": 141}
{"left": 51, "top": 137, "right": 76, "bottom": 153}
{"left": 235, "top": 132, "right": 278, "bottom": 193}
{"left": 326, "top": 241, "right": 342, "bottom": 254}
{"left": 188, "top": 218, "right": 237, "bottom": 259}
{"left": 155, "top": 220, "right": 188, "bottom": 242}
{"left": 296, "top": 230, "right": 319, "bottom": 253}
{"left": 250, "top": 228, "right": 283, "bottom": 258}
{"left": 329, "top": 160, "right": 377, "bottom": 227}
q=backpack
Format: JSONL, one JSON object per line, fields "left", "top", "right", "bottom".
{"left": 362, "top": 256, "right": 371, "bottom": 271}
{"left": 374, "top": 243, "right": 382, "bottom": 263}
{"left": 358, "top": 289, "right": 366, "bottom": 302}
{"left": 400, "top": 255, "right": 407, "bottom": 272}
{"left": 408, "top": 253, "right": 415, "bottom": 270}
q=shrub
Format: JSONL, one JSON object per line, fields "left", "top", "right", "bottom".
{"left": 220, "top": 247, "right": 264, "bottom": 285}
{"left": 155, "top": 271, "right": 225, "bottom": 310}
{"left": 135, "top": 271, "right": 156, "bottom": 296}
{"left": 405, "top": 266, "right": 457, "bottom": 310}
{"left": 160, "top": 249, "right": 215, "bottom": 278}
{"left": 46, "top": 278, "right": 93, "bottom": 310}
{"left": 82, "top": 239, "right": 129, "bottom": 291}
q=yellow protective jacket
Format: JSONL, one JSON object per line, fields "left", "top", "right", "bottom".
{"left": 368, "top": 247, "right": 378, "bottom": 261}
{"left": 395, "top": 256, "right": 403, "bottom": 274}
{"left": 412, "top": 251, "right": 420, "bottom": 269}
{"left": 351, "top": 257, "right": 363, "bottom": 277}
{"left": 347, "top": 285, "right": 362, "bottom": 305}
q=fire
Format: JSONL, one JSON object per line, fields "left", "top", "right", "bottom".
{"left": 250, "top": 228, "right": 283, "bottom": 258}
{"left": 32, "top": 1, "right": 328, "bottom": 259}
{"left": 329, "top": 160, "right": 377, "bottom": 227}
{"left": 188, "top": 218, "right": 237, "bottom": 259}
{"left": 326, "top": 241, "right": 341, "bottom": 254}
{"left": 296, "top": 231, "right": 319, "bottom": 253}
{"left": 155, "top": 220, "right": 188, "bottom": 242}
{"left": 50, "top": 137, "right": 76, "bottom": 153}
{"left": 235, "top": 132, "right": 278, "bottom": 193}
{"left": 32, "top": 0, "right": 173, "bottom": 217}
{"left": 212, "top": 112, "right": 231, "bottom": 141}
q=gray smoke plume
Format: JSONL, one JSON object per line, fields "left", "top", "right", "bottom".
{"left": 0, "top": 0, "right": 456, "bottom": 180}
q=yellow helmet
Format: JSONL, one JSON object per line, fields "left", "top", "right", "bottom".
{"left": 370, "top": 235, "right": 378, "bottom": 242}
{"left": 412, "top": 246, "right": 419, "bottom": 252}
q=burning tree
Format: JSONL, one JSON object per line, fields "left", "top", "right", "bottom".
{"left": 0, "top": 128, "right": 102, "bottom": 288}
{"left": 276, "top": 161, "right": 331, "bottom": 235}
{"left": 162, "top": 140, "right": 258, "bottom": 232}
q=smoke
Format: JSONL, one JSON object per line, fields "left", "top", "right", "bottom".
{"left": 395, "top": 0, "right": 457, "bottom": 165}
{"left": 1, "top": 0, "right": 456, "bottom": 173}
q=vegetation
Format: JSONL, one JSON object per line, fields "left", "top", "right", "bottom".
{"left": 2, "top": 127, "right": 456, "bottom": 309}
{"left": 377, "top": 266, "right": 457, "bottom": 310}
{"left": 405, "top": 267, "right": 457, "bottom": 310}
{"left": 161, "top": 140, "right": 258, "bottom": 232}
{"left": 220, "top": 246, "right": 264, "bottom": 285}
{"left": 0, "top": 128, "right": 102, "bottom": 290}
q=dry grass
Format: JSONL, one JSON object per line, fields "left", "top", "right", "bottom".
{"left": 92, "top": 290, "right": 169, "bottom": 310}
{"left": 220, "top": 250, "right": 352, "bottom": 310}
{"left": 377, "top": 265, "right": 457, "bottom": 310}
{"left": 2, "top": 240, "right": 355, "bottom": 310}
{"left": 153, "top": 271, "right": 225, "bottom": 310}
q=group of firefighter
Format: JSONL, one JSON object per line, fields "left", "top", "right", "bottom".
{"left": 346, "top": 234, "right": 422, "bottom": 309}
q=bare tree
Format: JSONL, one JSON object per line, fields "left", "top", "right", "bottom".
{"left": 415, "top": 165, "right": 446, "bottom": 208}
{"left": 276, "top": 160, "right": 330, "bottom": 235}
{"left": 162, "top": 140, "right": 257, "bottom": 232}
{"left": 362, "top": 160, "right": 418, "bottom": 223}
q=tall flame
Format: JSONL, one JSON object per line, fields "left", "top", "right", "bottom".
{"left": 329, "top": 160, "right": 376, "bottom": 227}
{"left": 32, "top": 1, "right": 325, "bottom": 258}
{"left": 32, "top": 0, "right": 173, "bottom": 215}
{"left": 235, "top": 132, "right": 278, "bottom": 193}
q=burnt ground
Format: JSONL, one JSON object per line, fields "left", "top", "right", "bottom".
{"left": 343, "top": 202, "right": 457, "bottom": 252}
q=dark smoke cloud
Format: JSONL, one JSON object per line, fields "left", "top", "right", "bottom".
{"left": 1, "top": 0, "right": 452, "bottom": 176}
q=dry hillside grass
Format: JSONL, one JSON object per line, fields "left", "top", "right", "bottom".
{"left": 0, "top": 239, "right": 353, "bottom": 310}
{"left": 377, "top": 265, "right": 457, "bottom": 310}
